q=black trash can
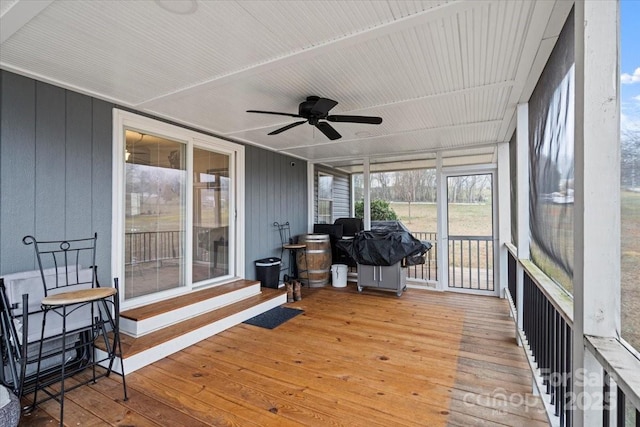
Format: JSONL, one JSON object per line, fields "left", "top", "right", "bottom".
{"left": 255, "top": 257, "right": 281, "bottom": 289}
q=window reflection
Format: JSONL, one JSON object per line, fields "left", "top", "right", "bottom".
{"left": 124, "top": 130, "right": 186, "bottom": 299}
{"left": 193, "top": 148, "right": 230, "bottom": 283}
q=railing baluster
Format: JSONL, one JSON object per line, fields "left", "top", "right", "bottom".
{"left": 565, "top": 320, "right": 572, "bottom": 427}
{"left": 451, "top": 240, "right": 456, "bottom": 288}
{"left": 485, "top": 240, "right": 489, "bottom": 289}
{"left": 617, "top": 385, "right": 625, "bottom": 426}
{"left": 551, "top": 310, "right": 562, "bottom": 416}
{"left": 467, "top": 239, "right": 471, "bottom": 288}
{"left": 559, "top": 318, "right": 565, "bottom": 426}
{"left": 603, "top": 371, "right": 610, "bottom": 427}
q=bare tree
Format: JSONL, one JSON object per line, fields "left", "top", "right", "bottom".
{"left": 395, "top": 169, "right": 425, "bottom": 222}
{"left": 421, "top": 170, "right": 437, "bottom": 202}
{"left": 371, "top": 172, "right": 392, "bottom": 201}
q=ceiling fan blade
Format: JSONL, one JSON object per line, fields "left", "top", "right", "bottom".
{"left": 310, "top": 98, "right": 338, "bottom": 116}
{"left": 247, "top": 110, "right": 301, "bottom": 118}
{"left": 268, "top": 120, "right": 307, "bottom": 135}
{"left": 327, "top": 115, "right": 383, "bottom": 124}
{"left": 315, "top": 122, "right": 341, "bottom": 140}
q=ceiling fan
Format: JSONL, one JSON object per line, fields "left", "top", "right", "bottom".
{"left": 247, "top": 96, "right": 382, "bottom": 140}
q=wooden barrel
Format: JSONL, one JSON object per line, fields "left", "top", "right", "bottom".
{"left": 297, "top": 234, "right": 332, "bottom": 287}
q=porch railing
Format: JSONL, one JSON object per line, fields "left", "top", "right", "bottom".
{"left": 448, "top": 235, "right": 493, "bottom": 291}
{"left": 353, "top": 231, "right": 494, "bottom": 289}
{"left": 125, "top": 230, "right": 182, "bottom": 265}
{"left": 506, "top": 243, "right": 640, "bottom": 427}
{"left": 124, "top": 227, "right": 215, "bottom": 265}
{"left": 521, "top": 260, "right": 573, "bottom": 426}
{"left": 406, "top": 231, "right": 437, "bottom": 281}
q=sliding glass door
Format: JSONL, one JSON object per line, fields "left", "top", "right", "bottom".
{"left": 114, "top": 110, "right": 244, "bottom": 309}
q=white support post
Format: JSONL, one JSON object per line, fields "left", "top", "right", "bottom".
{"left": 363, "top": 157, "right": 371, "bottom": 231}
{"left": 516, "top": 102, "right": 529, "bottom": 344}
{"left": 307, "top": 162, "right": 315, "bottom": 233}
{"left": 497, "top": 142, "right": 511, "bottom": 298}
{"left": 436, "top": 152, "right": 447, "bottom": 291}
{"left": 573, "top": 2, "right": 620, "bottom": 426}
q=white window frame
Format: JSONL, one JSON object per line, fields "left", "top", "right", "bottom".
{"left": 317, "top": 172, "right": 333, "bottom": 224}
{"left": 112, "top": 109, "right": 245, "bottom": 310}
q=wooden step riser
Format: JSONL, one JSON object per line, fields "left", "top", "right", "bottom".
{"left": 120, "top": 283, "right": 262, "bottom": 337}
{"left": 98, "top": 292, "right": 286, "bottom": 374}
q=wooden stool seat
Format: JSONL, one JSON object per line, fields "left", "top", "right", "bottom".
{"left": 283, "top": 243, "right": 306, "bottom": 250}
{"left": 42, "top": 287, "right": 117, "bottom": 306}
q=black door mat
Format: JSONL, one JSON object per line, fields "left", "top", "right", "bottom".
{"left": 243, "top": 306, "right": 304, "bottom": 329}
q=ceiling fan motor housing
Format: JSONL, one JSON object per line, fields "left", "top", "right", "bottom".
{"left": 299, "top": 96, "right": 322, "bottom": 119}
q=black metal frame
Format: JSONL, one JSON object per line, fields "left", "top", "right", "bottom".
{"left": 16, "top": 233, "right": 128, "bottom": 426}
{"left": 0, "top": 280, "right": 93, "bottom": 399}
{"left": 273, "top": 222, "right": 307, "bottom": 283}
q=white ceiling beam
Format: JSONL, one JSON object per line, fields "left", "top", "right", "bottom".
{"left": 496, "top": 0, "right": 558, "bottom": 142}
{"left": 298, "top": 139, "right": 499, "bottom": 165}
{"left": 137, "top": 0, "right": 491, "bottom": 109}
{"left": 0, "top": 0, "right": 53, "bottom": 44}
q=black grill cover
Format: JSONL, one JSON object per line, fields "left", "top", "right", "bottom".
{"left": 336, "top": 221, "right": 432, "bottom": 266}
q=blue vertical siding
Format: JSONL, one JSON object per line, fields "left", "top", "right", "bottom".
{"left": 0, "top": 70, "right": 307, "bottom": 284}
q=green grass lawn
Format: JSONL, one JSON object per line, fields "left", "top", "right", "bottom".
{"left": 621, "top": 190, "right": 640, "bottom": 351}
{"left": 389, "top": 202, "right": 492, "bottom": 236}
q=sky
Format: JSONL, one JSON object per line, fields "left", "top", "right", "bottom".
{"left": 621, "top": 0, "right": 640, "bottom": 132}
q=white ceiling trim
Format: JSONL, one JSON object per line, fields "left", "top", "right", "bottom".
{"left": 276, "top": 119, "right": 504, "bottom": 151}
{"left": 297, "top": 138, "right": 500, "bottom": 165}
{"left": 0, "top": 0, "right": 52, "bottom": 43}
{"left": 136, "top": 0, "right": 492, "bottom": 109}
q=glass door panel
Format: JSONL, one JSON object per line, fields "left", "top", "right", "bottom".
{"left": 193, "top": 148, "right": 230, "bottom": 284}
{"left": 446, "top": 173, "right": 494, "bottom": 291}
{"left": 124, "top": 130, "right": 186, "bottom": 300}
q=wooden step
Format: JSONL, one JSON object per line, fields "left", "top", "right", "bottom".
{"left": 120, "top": 280, "right": 262, "bottom": 337}
{"left": 98, "top": 287, "right": 286, "bottom": 374}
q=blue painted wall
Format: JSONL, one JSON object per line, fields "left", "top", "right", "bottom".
{"left": 0, "top": 70, "right": 307, "bottom": 283}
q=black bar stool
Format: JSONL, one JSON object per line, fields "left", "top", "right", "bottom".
{"left": 23, "top": 234, "right": 127, "bottom": 426}
{"left": 273, "top": 222, "right": 307, "bottom": 283}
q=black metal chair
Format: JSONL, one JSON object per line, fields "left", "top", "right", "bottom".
{"left": 273, "top": 222, "right": 307, "bottom": 283}
{"left": 21, "top": 233, "right": 127, "bottom": 426}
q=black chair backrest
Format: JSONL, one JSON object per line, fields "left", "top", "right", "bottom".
{"left": 334, "top": 218, "right": 363, "bottom": 237}
{"left": 22, "top": 233, "right": 98, "bottom": 296}
{"left": 273, "top": 222, "right": 293, "bottom": 245}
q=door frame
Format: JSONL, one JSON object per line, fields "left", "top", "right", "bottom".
{"left": 438, "top": 164, "right": 499, "bottom": 296}
{"left": 112, "top": 109, "right": 245, "bottom": 310}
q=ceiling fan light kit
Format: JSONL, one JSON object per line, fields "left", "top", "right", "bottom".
{"left": 247, "top": 96, "right": 382, "bottom": 140}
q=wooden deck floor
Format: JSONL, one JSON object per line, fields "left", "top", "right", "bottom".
{"left": 19, "top": 285, "right": 548, "bottom": 426}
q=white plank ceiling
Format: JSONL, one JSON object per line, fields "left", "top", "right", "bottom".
{"left": 0, "top": 0, "right": 572, "bottom": 170}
